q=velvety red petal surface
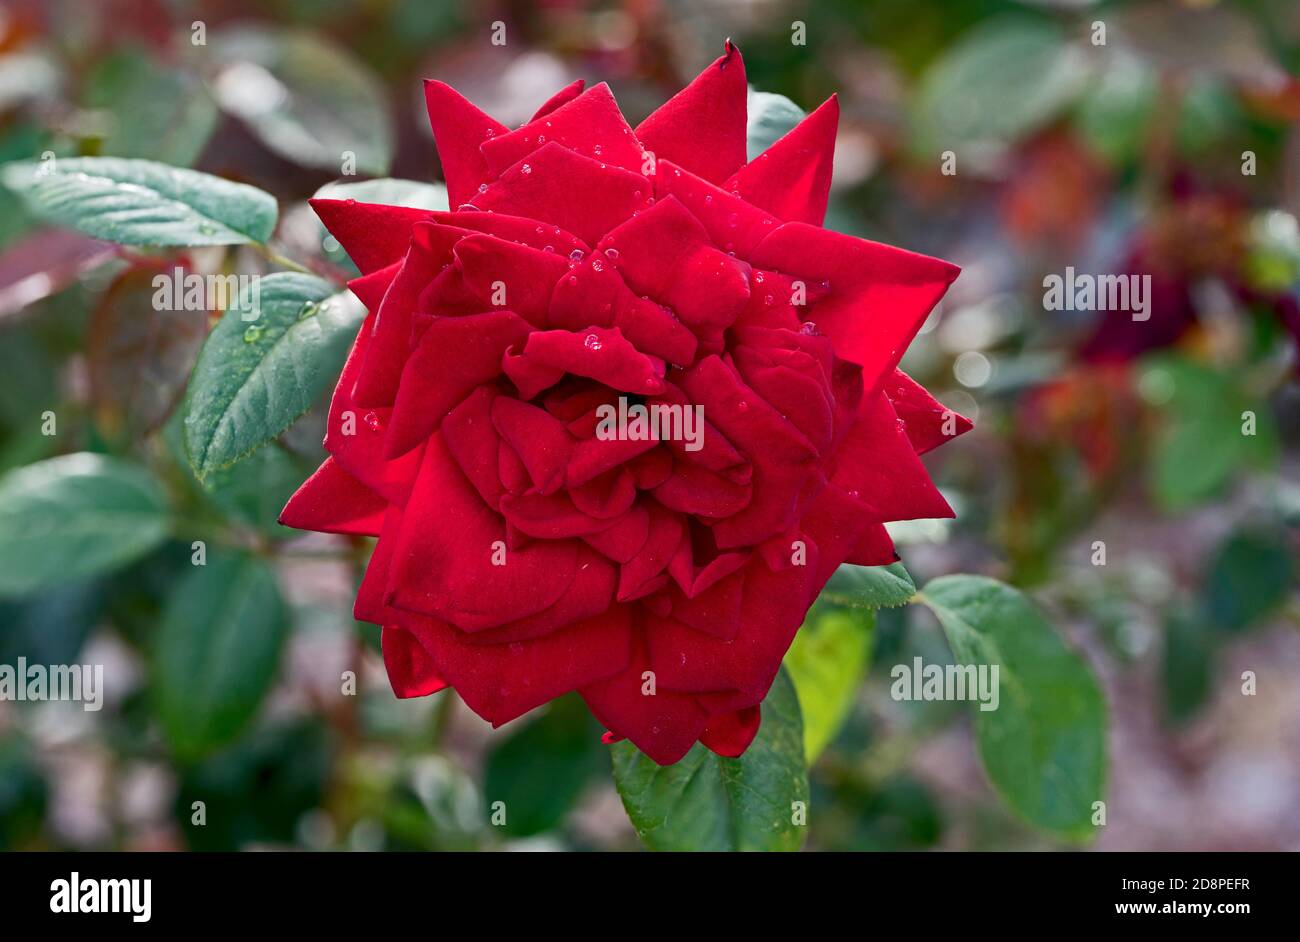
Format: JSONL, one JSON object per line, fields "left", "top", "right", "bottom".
{"left": 281, "top": 44, "right": 967, "bottom": 765}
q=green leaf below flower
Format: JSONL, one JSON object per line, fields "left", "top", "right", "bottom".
{"left": 610, "top": 667, "right": 809, "bottom": 852}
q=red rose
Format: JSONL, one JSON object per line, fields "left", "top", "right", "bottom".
{"left": 280, "top": 44, "right": 969, "bottom": 764}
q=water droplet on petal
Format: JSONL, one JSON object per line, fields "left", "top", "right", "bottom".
{"left": 242, "top": 325, "right": 263, "bottom": 343}
{"left": 520, "top": 163, "right": 532, "bottom": 175}
{"left": 584, "top": 333, "right": 602, "bottom": 351}
{"left": 800, "top": 320, "right": 819, "bottom": 336}
{"left": 363, "top": 411, "right": 382, "bottom": 431}
{"left": 477, "top": 183, "right": 488, "bottom": 193}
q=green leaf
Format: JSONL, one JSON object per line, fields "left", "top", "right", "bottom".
{"left": 0, "top": 157, "right": 276, "bottom": 246}
{"left": 816, "top": 774, "right": 944, "bottom": 851}
{"left": 611, "top": 667, "right": 808, "bottom": 851}
{"left": 1203, "top": 527, "right": 1294, "bottom": 634}
{"left": 154, "top": 552, "right": 289, "bottom": 759}
{"left": 0, "top": 738, "right": 47, "bottom": 850}
{"left": 820, "top": 562, "right": 917, "bottom": 609}
{"left": 1075, "top": 55, "right": 1157, "bottom": 165}
{"left": 313, "top": 178, "right": 449, "bottom": 211}
{"left": 483, "top": 694, "right": 605, "bottom": 838}
{"left": 86, "top": 52, "right": 218, "bottom": 167}
{"left": 0, "top": 453, "right": 169, "bottom": 597}
{"left": 176, "top": 720, "right": 328, "bottom": 850}
{"left": 165, "top": 403, "right": 320, "bottom": 539}
{"left": 1142, "top": 356, "right": 1278, "bottom": 511}
{"left": 784, "top": 607, "right": 874, "bottom": 762}
{"left": 0, "top": 580, "right": 106, "bottom": 665}
{"left": 209, "top": 26, "right": 394, "bottom": 176}
{"left": 183, "top": 272, "right": 363, "bottom": 479}
{"left": 1162, "top": 608, "right": 1217, "bottom": 725}
{"left": 918, "top": 575, "right": 1106, "bottom": 841}
{"left": 910, "top": 18, "right": 1089, "bottom": 158}
{"left": 199, "top": 440, "right": 318, "bottom": 537}
{"left": 1176, "top": 76, "right": 1238, "bottom": 155}
{"left": 746, "top": 91, "right": 805, "bottom": 161}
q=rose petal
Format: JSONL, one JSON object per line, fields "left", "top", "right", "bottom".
{"left": 699, "top": 705, "right": 761, "bottom": 757}
{"left": 531, "top": 78, "right": 586, "bottom": 121}
{"left": 491, "top": 396, "right": 573, "bottom": 494}
{"left": 885, "top": 368, "right": 974, "bottom": 454}
{"left": 581, "top": 633, "right": 709, "bottom": 764}
{"left": 724, "top": 95, "right": 839, "bottom": 225}
{"left": 381, "top": 625, "right": 449, "bottom": 698}
{"left": 423, "top": 79, "right": 508, "bottom": 209}
{"left": 522, "top": 326, "right": 665, "bottom": 394}
{"left": 634, "top": 41, "right": 748, "bottom": 184}
{"left": 474, "top": 142, "right": 650, "bottom": 246}
{"left": 311, "top": 198, "right": 433, "bottom": 274}
{"left": 482, "top": 82, "right": 645, "bottom": 176}
{"left": 418, "top": 606, "right": 632, "bottom": 725}
{"left": 279, "top": 457, "right": 387, "bottom": 536}
{"left": 452, "top": 232, "right": 569, "bottom": 327}
{"left": 749, "top": 223, "right": 959, "bottom": 391}
{"left": 385, "top": 436, "right": 581, "bottom": 631}
{"left": 830, "top": 392, "right": 955, "bottom": 522}
{"left": 385, "top": 309, "right": 532, "bottom": 458}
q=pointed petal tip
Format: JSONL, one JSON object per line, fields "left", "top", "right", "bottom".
{"left": 720, "top": 38, "right": 742, "bottom": 68}
{"left": 531, "top": 78, "right": 587, "bottom": 121}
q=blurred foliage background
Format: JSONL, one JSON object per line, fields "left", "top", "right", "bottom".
{"left": 0, "top": 0, "right": 1298, "bottom": 851}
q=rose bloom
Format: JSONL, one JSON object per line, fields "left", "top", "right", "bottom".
{"left": 281, "top": 44, "right": 969, "bottom": 764}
